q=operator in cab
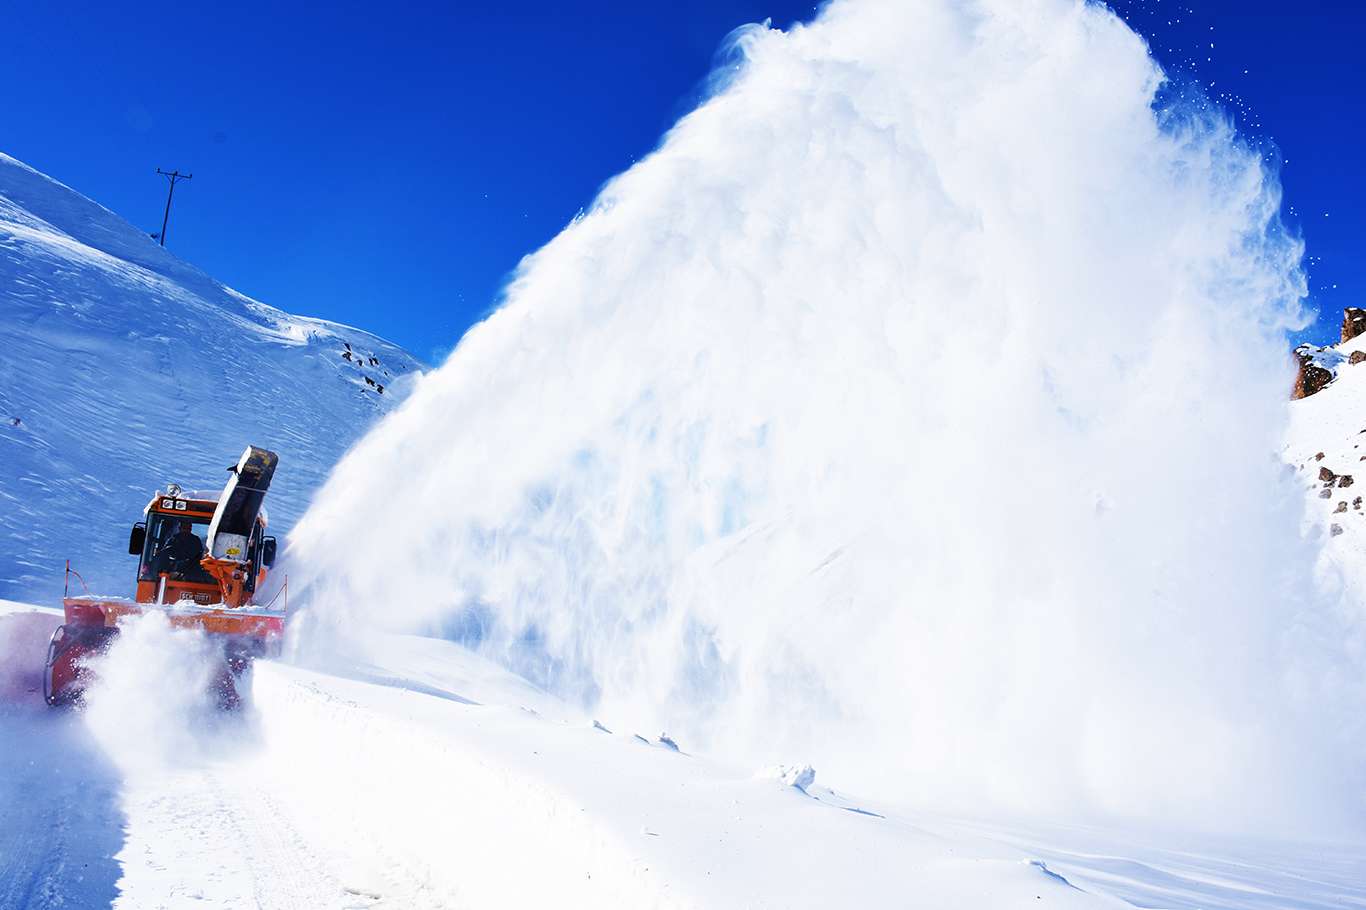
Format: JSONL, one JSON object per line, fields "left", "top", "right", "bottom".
{"left": 164, "top": 520, "right": 205, "bottom": 576}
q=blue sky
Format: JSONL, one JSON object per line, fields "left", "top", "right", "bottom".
{"left": 1, "top": 1, "right": 1359, "bottom": 360}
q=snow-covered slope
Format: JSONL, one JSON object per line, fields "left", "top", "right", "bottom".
{"left": 1287, "top": 325, "right": 1366, "bottom": 599}
{"left": 2, "top": 599, "right": 1362, "bottom": 909}
{"left": 0, "top": 152, "right": 423, "bottom": 601}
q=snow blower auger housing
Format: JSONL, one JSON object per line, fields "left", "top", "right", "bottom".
{"left": 44, "top": 446, "right": 283, "bottom": 707}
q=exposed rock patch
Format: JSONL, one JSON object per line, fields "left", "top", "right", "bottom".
{"left": 1343, "top": 307, "right": 1366, "bottom": 343}
{"left": 1294, "top": 345, "right": 1335, "bottom": 399}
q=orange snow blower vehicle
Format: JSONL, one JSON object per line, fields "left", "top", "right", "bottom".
{"left": 44, "top": 445, "right": 284, "bottom": 708}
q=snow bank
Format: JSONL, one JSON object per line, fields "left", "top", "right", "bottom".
{"left": 288, "top": 0, "right": 1364, "bottom": 832}
{"left": 0, "top": 604, "right": 59, "bottom": 706}
{"left": 244, "top": 646, "right": 1125, "bottom": 909}
{"left": 759, "top": 764, "right": 816, "bottom": 793}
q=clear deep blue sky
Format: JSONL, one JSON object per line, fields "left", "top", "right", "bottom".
{"left": 1, "top": 2, "right": 1360, "bottom": 361}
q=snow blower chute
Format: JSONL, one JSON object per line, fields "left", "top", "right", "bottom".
{"left": 44, "top": 446, "right": 284, "bottom": 707}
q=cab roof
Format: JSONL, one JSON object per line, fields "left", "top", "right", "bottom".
{"left": 146, "top": 489, "right": 269, "bottom": 527}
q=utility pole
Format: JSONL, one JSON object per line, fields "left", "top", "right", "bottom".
{"left": 155, "top": 168, "right": 193, "bottom": 247}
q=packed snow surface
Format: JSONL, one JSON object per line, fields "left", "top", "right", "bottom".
{"left": 2, "top": 599, "right": 1363, "bottom": 908}
{"left": 287, "top": 0, "right": 1366, "bottom": 835}
{"left": 0, "top": 151, "right": 423, "bottom": 601}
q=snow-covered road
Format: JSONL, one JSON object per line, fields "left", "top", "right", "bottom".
{"left": 0, "top": 604, "right": 125, "bottom": 909}
{"left": 1, "top": 600, "right": 1361, "bottom": 909}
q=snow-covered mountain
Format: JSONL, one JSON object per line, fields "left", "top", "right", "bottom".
{"left": 0, "top": 152, "right": 423, "bottom": 601}
{"left": 1287, "top": 311, "right": 1366, "bottom": 600}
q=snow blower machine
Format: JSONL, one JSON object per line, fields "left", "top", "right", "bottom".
{"left": 44, "top": 445, "right": 284, "bottom": 708}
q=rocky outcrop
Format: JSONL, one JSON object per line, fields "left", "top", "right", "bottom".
{"left": 1294, "top": 345, "right": 1335, "bottom": 399}
{"left": 1343, "top": 307, "right": 1366, "bottom": 343}
{"left": 1289, "top": 310, "right": 1366, "bottom": 400}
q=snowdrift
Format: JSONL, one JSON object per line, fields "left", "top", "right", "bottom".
{"left": 288, "top": 0, "right": 1366, "bottom": 833}
{"left": 3, "top": 598, "right": 1364, "bottom": 908}
{"left": 0, "top": 152, "right": 423, "bottom": 601}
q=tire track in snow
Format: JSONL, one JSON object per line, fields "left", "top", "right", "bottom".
{"left": 0, "top": 714, "right": 126, "bottom": 910}
{"left": 114, "top": 764, "right": 359, "bottom": 909}
{"left": 0, "top": 608, "right": 124, "bottom": 909}
{"left": 0, "top": 774, "right": 64, "bottom": 910}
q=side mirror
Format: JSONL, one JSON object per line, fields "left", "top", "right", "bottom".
{"left": 128, "top": 523, "right": 146, "bottom": 555}
{"left": 262, "top": 536, "right": 277, "bottom": 568}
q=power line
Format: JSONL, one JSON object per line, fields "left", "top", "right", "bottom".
{"left": 155, "top": 168, "right": 193, "bottom": 247}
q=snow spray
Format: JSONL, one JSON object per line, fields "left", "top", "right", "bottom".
{"left": 289, "top": 0, "right": 1364, "bottom": 832}
{"left": 82, "top": 613, "right": 243, "bottom": 772}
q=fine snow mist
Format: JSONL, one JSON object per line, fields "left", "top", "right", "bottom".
{"left": 288, "top": 0, "right": 1365, "bottom": 831}
{"left": 83, "top": 614, "right": 242, "bottom": 773}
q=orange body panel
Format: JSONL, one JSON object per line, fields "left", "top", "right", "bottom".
{"left": 63, "top": 597, "right": 285, "bottom": 639}
{"left": 134, "top": 578, "right": 220, "bottom": 605}
{"left": 201, "top": 558, "right": 251, "bottom": 609}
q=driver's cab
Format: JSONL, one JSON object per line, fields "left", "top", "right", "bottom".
{"left": 127, "top": 490, "right": 277, "bottom": 606}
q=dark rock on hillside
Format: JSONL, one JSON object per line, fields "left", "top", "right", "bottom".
{"left": 1343, "top": 307, "right": 1366, "bottom": 343}
{"left": 1294, "top": 345, "right": 1335, "bottom": 399}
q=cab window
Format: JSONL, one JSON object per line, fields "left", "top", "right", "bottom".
{"left": 140, "top": 514, "right": 214, "bottom": 584}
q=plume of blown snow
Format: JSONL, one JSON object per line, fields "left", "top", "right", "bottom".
{"left": 286, "top": 0, "right": 1365, "bottom": 832}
